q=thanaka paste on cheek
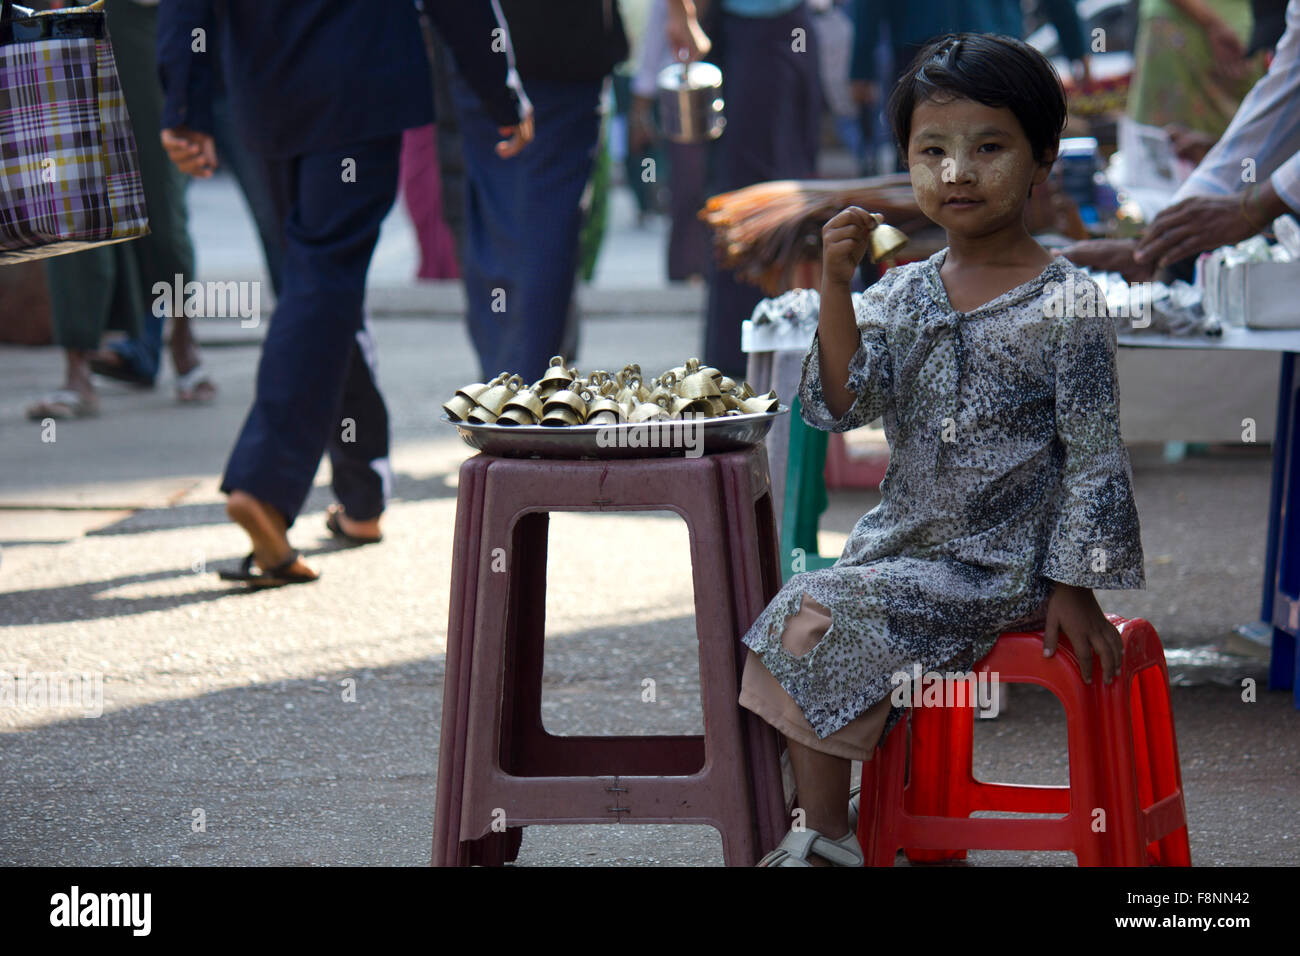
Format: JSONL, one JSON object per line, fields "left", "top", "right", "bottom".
{"left": 909, "top": 161, "right": 941, "bottom": 219}
{"left": 984, "top": 148, "right": 1034, "bottom": 217}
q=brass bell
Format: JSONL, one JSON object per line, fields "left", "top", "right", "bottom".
{"left": 497, "top": 387, "right": 545, "bottom": 426}
{"left": 540, "top": 407, "right": 583, "bottom": 427}
{"left": 587, "top": 382, "right": 623, "bottom": 424}
{"left": 497, "top": 407, "right": 537, "bottom": 426}
{"left": 718, "top": 376, "right": 736, "bottom": 394}
{"left": 868, "top": 213, "right": 908, "bottom": 263}
{"left": 443, "top": 380, "right": 489, "bottom": 421}
{"left": 470, "top": 373, "right": 522, "bottom": 421}
{"left": 538, "top": 355, "right": 574, "bottom": 392}
{"left": 739, "top": 388, "right": 780, "bottom": 414}
{"left": 649, "top": 372, "right": 678, "bottom": 406}
{"left": 544, "top": 382, "right": 590, "bottom": 419}
{"left": 679, "top": 358, "right": 722, "bottom": 400}
{"left": 629, "top": 399, "right": 670, "bottom": 423}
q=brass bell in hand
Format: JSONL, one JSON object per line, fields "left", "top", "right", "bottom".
{"left": 868, "top": 213, "right": 908, "bottom": 263}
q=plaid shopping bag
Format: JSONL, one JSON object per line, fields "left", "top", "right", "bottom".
{"left": 0, "top": 0, "right": 148, "bottom": 263}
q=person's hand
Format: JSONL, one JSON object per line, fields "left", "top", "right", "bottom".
{"left": 667, "top": 5, "right": 711, "bottom": 62}
{"left": 822, "top": 206, "right": 877, "bottom": 286}
{"left": 1042, "top": 583, "right": 1124, "bottom": 684}
{"left": 1134, "top": 194, "right": 1258, "bottom": 269}
{"left": 1205, "top": 17, "right": 1247, "bottom": 81}
{"left": 496, "top": 108, "right": 534, "bottom": 158}
{"left": 1055, "top": 238, "right": 1153, "bottom": 281}
{"left": 161, "top": 127, "right": 217, "bottom": 178}
{"left": 1164, "top": 124, "right": 1217, "bottom": 165}
{"left": 850, "top": 79, "right": 880, "bottom": 105}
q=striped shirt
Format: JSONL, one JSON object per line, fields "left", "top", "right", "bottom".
{"left": 1173, "top": 0, "right": 1300, "bottom": 213}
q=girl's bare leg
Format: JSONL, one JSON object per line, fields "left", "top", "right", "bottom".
{"left": 786, "top": 738, "right": 852, "bottom": 866}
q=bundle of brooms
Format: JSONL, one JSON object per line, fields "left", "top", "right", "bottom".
{"left": 699, "top": 174, "right": 935, "bottom": 295}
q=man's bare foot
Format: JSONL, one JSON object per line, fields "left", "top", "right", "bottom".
{"left": 226, "top": 490, "right": 318, "bottom": 579}
{"left": 325, "top": 503, "right": 382, "bottom": 543}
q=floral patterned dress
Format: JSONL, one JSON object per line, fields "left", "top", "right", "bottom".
{"left": 741, "top": 249, "right": 1147, "bottom": 742}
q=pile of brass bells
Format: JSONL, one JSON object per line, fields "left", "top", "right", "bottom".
{"left": 444, "top": 356, "right": 780, "bottom": 427}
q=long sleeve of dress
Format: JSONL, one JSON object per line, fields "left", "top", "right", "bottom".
{"left": 797, "top": 286, "right": 894, "bottom": 433}
{"left": 1040, "top": 294, "right": 1147, "bottom": 590}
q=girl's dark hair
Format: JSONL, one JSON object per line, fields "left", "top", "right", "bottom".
{"left": 887, "top": 33, "right": 1068, "bottom": 166}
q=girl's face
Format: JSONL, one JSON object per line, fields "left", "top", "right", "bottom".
{"left": 906, "top": 95, "right": 1053, "bottom": 241}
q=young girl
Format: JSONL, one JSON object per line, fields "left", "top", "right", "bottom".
{"left": 742, "top": 33, "right": 1147, "bottom": 867}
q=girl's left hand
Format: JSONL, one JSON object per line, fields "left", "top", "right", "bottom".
{"left": 1041, "top": 582, "right": 1124, "bottom": 684}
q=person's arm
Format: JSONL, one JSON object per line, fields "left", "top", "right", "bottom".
{"left": 665, "top": 0, "right": 711, "bottom": 62}
{"left": 1040, "top": 278, "right": 1145, "bottom": 593}
{"left": 1170, "top": 0, "right": 1247, "bottom": 79}
{"left": 1167, "top": 0, "right": 1300, "bottom": 204}
{"left": 425, "top": 0, "right": 533, "bottom": 155}
{"left": 1128, "top": 0, "right": 1300, "bottom": 266}
{"left": 156, "top": 0, "right": 218, "bottom": 177}
{"left": 1039, "top": 274, "right": 1145, "bottom": 684}
{"left": 798, "top": 207, "right": 892, "bottom": 431}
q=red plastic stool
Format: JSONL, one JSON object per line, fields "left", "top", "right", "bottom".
{"left": 856, "top": 616, "right": 1192, "bottom": 866}
{"left": 431, "top": 446, "right": 789, "bottom": 866}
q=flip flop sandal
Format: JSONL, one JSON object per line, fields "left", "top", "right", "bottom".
{"left": 325, "top": 505, "right": 383, "bottom": 545}
{"left": 88, "top": 351, "right": 155, "bottom": 387}
{"left": 757, "top": 828, "right": 864, "bottom": 867}
{"left": 218, "top": 550, "right": 318, "bottom": 588}
{"left": 175, "top": 365, "right": 217, "bottom": 403}
{"left": 25, "top": 388, "right": 99, "bottom": 421}
{"left": 848, "top": 784, "right": 861, "bottom": 832}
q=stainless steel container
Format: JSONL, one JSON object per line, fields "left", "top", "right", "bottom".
{"left": 656, "top": 61, "right": 725, "bottom": 144}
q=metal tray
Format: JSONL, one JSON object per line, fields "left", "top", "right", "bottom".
{"left": 443, "top": 407, "right": 787, "bottom": 459}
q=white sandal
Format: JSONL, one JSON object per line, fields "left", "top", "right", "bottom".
{"left": 848, "top": 784, "right": 862, "bottom": 831}
{"left": 25, "top": 388, "right": 99, "bottom": 420}
{"left": 175, "top": 365, "right": 216, "bottom": 403}
{"left": 757, "top": 827, "right": 864, "bottom": 867}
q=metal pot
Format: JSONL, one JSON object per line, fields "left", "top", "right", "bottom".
{"left": 656, "top": 61, "right": 725, "bottom": 144}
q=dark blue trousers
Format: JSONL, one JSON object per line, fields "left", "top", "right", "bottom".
{"left": 450, "top": 71, "right": 603, "bottom": 384}
{"left": 220, "top": 135, "right": 400, "bottom": 528}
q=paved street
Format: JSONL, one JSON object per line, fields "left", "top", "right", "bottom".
{"left": 1, "top": 176, "right": 1296, "bottom": 866}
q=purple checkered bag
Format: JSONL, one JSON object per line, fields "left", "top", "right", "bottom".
{"left": 0, "top": 0, "right": 148, "bottom": 263}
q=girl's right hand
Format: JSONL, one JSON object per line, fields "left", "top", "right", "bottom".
{"left": 822, "top": 206, "right": 877, "bottom": 287}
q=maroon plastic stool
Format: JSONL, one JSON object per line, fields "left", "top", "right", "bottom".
{"left": 432, "top": 446, "right": 789, "bottom": 866}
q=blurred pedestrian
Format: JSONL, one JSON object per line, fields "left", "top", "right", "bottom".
{"left": 25, "top": 0, "right": 207, "bottom": 420}
{"left": 669, "top": 0, "right": 823, "bottom": 378}
{"left": 156, "top": 0, "right": 532, "bottom": 587}
{"left": 451, "top": 0, "right": 628, "bottom": 384}
{"left": 631, "top": 0, "right": 712, "bottom": 281}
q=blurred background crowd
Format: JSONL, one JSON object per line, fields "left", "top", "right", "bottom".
{"left": 1, "top": 0, "right": 1291, "bottom": 408}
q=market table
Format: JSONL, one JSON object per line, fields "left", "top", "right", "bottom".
{"left": 1117, "top": 327, "right": 1300, "bottom": 708}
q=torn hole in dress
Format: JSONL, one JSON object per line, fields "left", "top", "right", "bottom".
{"left": 779, "top": 591, "right": 836, "bottom": 661}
